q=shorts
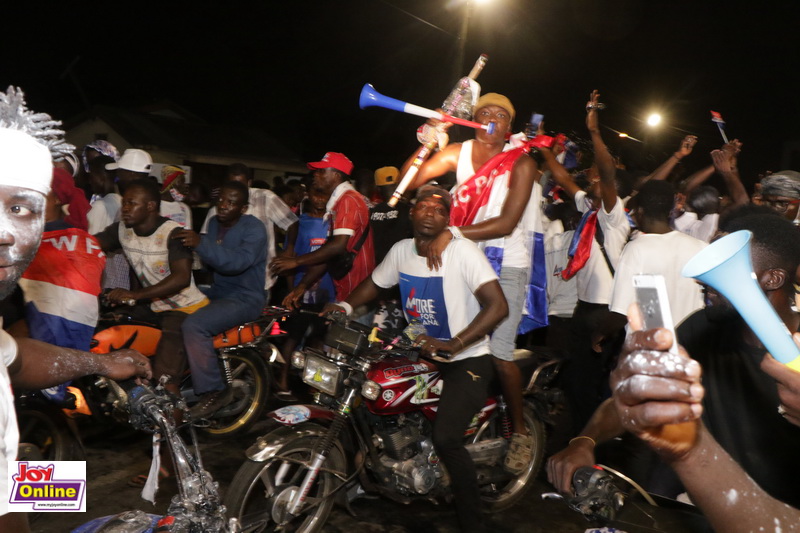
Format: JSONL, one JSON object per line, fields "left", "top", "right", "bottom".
{"left": 489, "top": 266, "right": 527, "bottom": 361}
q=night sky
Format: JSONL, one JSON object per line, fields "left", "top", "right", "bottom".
{"left": 3, "top": 1, "right": 799, "bottom": 186}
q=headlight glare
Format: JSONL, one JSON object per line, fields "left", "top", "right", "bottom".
{"left": 302, "top": 354, "right": 341, "bottom": 396}
{"left": 291, "top": 351, "right": 306, "bottom": 369}
{"left": 361, "top": 380, "right": 381, "bottom": 401}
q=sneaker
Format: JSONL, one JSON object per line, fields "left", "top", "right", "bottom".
{"left": 504, "top": 432, "right": 534, "bottom": 475}
{"left": 189, "top": 388, "right": 234, "bottom": 419}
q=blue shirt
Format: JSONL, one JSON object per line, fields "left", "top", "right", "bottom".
{"left": 293, "top": 214, "right": 335, "bottom": 305}
{"left": 197, "top": 214, "right": 267, "bottom": 309}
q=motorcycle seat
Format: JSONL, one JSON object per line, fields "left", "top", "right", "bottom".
{"left": 213, "top": 322, "right": 264, "bottom": 349}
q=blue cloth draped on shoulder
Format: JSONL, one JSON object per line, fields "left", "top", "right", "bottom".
{"left": 562, "top": 206, "right": 635, "bottom": 281}
{"left": 561, "top": 209, "right": 597, "bottom": 281}
{"left": 517, "top": 230, "right": 548, "bottom": 333}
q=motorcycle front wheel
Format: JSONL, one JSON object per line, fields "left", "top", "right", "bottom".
{"left": 224, "top": 435, "right": 346, "bottom": 533}
{"left": 200, "top": 349, "right": 270, "bottom": 439}
{"left": 475, "top": 405, "right": 544, "bottom": 512}
{"left": 17, "top": 405, "right": 83, "bottom": 462}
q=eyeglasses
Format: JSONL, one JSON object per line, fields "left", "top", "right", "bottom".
{"left": 762, "top": 197, "right": 800, "bottom": 212}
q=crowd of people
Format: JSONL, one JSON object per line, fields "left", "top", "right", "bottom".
{"left": 2, "top": 80, "right": 800, "bottom": 532}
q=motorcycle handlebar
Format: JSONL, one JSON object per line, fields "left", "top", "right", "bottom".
{"left": 114, "top": 378, "right": 141, "bottom": 394}
{"left": 406, "top": 346, "right": 452, "bottom": 363}
{"left": 100, "top": 289, "right": 135, "bottom": 308}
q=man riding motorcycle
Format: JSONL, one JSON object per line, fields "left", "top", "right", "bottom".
{"left": 94, "top": 178, "right": 209, "bottom": 399}
{"left": 323, "top": 185, "right": 508, "bottom": 532}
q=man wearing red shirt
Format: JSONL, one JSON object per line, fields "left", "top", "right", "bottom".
{"left": 271, "top": 152, "right": 375, "bottom": 306}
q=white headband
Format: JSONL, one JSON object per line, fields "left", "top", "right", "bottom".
{"left": 0, "top": 128, "right": 52, "bottom": 195}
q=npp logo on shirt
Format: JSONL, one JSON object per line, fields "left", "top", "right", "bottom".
{"left": 399, "top": 274, "right": 450, "bottom": 339}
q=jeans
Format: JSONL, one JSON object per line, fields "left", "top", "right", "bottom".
{"left": 182, "top": 298, "right": 262, "bottom": 395}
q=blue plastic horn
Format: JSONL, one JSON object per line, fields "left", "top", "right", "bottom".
{"left": 682, "top": 230, "right": 800, "bottom": 371}
{"left": 358, "top": 84, "right": 495, "bottom": 134}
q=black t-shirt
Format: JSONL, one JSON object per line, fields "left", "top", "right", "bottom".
{"left": 678, "top": 307, "right": 800, "bottom": 507}
{"left": 369, "top": 201, "right": 412, "bottom": 266}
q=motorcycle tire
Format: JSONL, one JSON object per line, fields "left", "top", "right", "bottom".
{"left": 224, "top": 434, "right": 346, "bottom": 533}
{"left": 200, "top": 349, "right": 270, "bottom": 439}
{"left": 476, "top": 406, "right": 545, "bottom": 512}
{"left": 16, "top": 405, "right": 84, "bottom": 462}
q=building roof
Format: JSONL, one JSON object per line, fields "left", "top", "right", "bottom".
{"left": 66, "top": 102, "right": 303, "bottom": 165}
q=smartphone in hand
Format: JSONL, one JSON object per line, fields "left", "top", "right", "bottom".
{"left": 633, "top": 274, "right": 678, "bottom": 355}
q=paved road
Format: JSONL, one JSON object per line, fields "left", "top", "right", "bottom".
{"left": 30, "top": 418, "right": 709, "bottom": 533}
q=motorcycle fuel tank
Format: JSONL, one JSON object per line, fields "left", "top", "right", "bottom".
{"left": 366, "top": 355, "right": 442, "bottom": 416}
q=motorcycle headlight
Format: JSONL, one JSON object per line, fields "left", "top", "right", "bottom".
{"left": 361, "top": 380, "right": 381, "bottom": 401}
{"left": 291, "top": 350, "right": 306, "bottom": 369}
{"left": 302, "top": 354, "right": 342, "bottom": 396}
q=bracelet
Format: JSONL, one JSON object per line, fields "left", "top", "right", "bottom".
{"left": 453, "top": 335, "right": 465, "bottom": 352}
{"left": 448, "top": 226, "right": 464, "bottom": 240}
{"left": 569, "top": 435, "right": 596, "bottom": 447}
{"left": 671, "top": 154, "right": 683, "bottom": 161}
{"left": 338, "top": 301, "right": 353, "bottom": 316}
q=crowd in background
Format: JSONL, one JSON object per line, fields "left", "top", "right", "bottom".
{"left": 3, "top": 83, "right": 800, "bottom": 532}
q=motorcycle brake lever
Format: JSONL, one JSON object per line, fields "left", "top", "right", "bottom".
{"left": 417, "top": 350, "right": 452, "bottom": 364}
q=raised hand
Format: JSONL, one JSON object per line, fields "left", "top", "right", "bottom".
{"left": 721, "top": 139, "right": 743, "bottom": 165}
{"left": 675, "top": 135, "right": 698, "bottom": 159}
{"left": 585, "top": 90, "right": 602, "bottom": 134}
{"left": 711, "top": 149, "right": 733, "bottom": 174}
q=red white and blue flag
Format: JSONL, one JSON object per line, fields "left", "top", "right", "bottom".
{"left": 19, "top": 227, "right": 105, "bottom": 401}
{"left": 710, "top": 110, "right": 729, "bottom": 143}
{"left": 450, "top": 144, "right": 548, "bottom": 333}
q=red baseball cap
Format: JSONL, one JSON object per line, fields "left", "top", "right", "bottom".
{"left": 307, "top": 152, "right": 354, "bottom": 175}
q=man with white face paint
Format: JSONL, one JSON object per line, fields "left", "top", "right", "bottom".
{"left": 0, "top": 87, "right": 152, "bottom": 530}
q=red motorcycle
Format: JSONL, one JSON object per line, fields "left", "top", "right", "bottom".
{"left": 64, "top": 305, "right": 291, "bottom": 439}
{"left": 225, "top": 314, "right": 560, "bottom": 532}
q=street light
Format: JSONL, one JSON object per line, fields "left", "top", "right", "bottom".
{"left": 456, "top": 0, "right": 491, "bottom": 78}
{"left": 456, "top": 0, "right": 473, "bottom": 78}
{"left": 646, "top": 113, "right": 662, "bottom": 127}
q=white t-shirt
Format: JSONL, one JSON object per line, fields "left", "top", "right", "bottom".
{"left": 574, "top": 190, "right": 631, "bottom": 305}
{"left": 160, "top": 200, "right": 192, "bottom": 229}
{"left": 673, "top": 211, "right": 719, "bottom": 243}
{"left": 0, "top": 321, "right": 19, "bottom": 516}
{"left": 609, "top": 231, "right": 707, "bottom": 325}
{"left": 87, "top": 193, "right": 121, "bottom": 234}
{"left": 371, "top": 238, "right": 498, "bottom": 362}
{"left": 545, "top": 229, "right": 578, "bottom": 318}
{"left": 203, "top": 188, "right": 297, "bottom": 290}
